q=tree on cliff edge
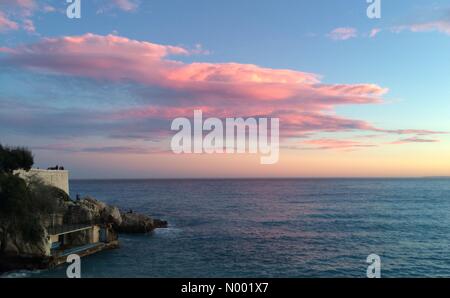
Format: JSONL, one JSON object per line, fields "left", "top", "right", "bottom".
{"left": 0, "top": 144, "right": 35, "bottom": 223}
{"left": 0, "top": 144, "right": 34, "bottom": 173}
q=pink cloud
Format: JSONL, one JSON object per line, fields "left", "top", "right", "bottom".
{"left": 1, "top": 0, "right": 36, "bottom": 16}
{"left": 0, "top": 0, "right": 52, "bottom": 34}
{"left": 3, "top": 0, "right": 35, "bottom": 9}
{"left": 42, "top": 5, "right": 55, "bottom": 13}
{"left": 328, "top": 27, "right": 358, "bottom": 41}
{"left": 0, "top": 46, "right": 14, "bottom": 53}
{"left": 379, "top": 129, "right": 446, "bottom": 135}
{"left": 0, "top": 11, "right": 19, "bottom": 32}
{"left": 2, "top": 33, "right": 386, "bottom": 104}
{"left": 98, "top": 0, "right": 140, "bottom": 13}
{"left": 22, "top": 18, "right": 35, "bottom": 33}
{"left": 32, "top": 144, "right": 166, "bottom": 155}
{"left": 113, "top": 0, "right": 139, "bottom": 11}
{"left": 301, "top": 139, "right": 376, "bottom": 150}
{"left": 0, "top": 33, "right": 444, "bottom": 142}
{"left": 369, "top": 28, "right": 382, "bottom": 38}
{"left": 390, "top": 137, "right": 440, "bottom": 145}
{"left": 393, "top": 20, "right": 450, "bottom": 36}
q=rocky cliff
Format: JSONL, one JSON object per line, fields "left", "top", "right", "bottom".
{"left": 65, "top": 196, "right": 168, "bottom": 232}
{"left": 118, "top": 212, "right": 168, "bottom": 233}
{"left": 0, "top": 223, "right": 49, "bottom": 257}
{"left": 0, "top": 192, "right": 167, "bottom": 272}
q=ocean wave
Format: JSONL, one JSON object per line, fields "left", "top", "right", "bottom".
{"left": 154, "top": 227, "right": 182, "bottom": 237}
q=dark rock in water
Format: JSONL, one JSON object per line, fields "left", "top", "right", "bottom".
{"left": 153, "top": 219, "right": 168, "bottom": 229}
{"left": 117, "top": 212, "right": 167, "bottom": 233}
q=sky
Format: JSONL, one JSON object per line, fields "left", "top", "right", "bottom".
{"left": 0, "top": 0, "right": 449, "bottom": 179}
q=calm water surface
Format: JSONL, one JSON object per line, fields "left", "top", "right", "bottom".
{"left": 10, "top": 178, "right": 450, "bottom": 277}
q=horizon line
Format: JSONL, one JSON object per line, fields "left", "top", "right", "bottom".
{"left": 69, "top": 176, "right": 450, "bottom": 181}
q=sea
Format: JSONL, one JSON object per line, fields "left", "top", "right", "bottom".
{"left": 3, "top": 178, "right": 450, "bottom": 278}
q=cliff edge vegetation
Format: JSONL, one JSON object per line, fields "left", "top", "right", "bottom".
{"left": 0, "top": 145, "right": 60, "bottom": 251}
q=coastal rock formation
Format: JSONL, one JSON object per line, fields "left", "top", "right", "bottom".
{"left": 1, "top": 192, "right": 167, "bottom": 272}
{"left": 153, "top": 218, "right": 169, "bottom": 229}
{"left": 66, "top": 197, "right": 105, "bottom": 224}
{"left": 1, "top": 194, "right": 167, "bottom": 253}
{"left": 101, "top": 205, "right": 122, "bottom": 227}
{"left": 64, "top": 196, "right": 166, "bottom": 233}
{"left": 0, "top": 223, "right": 48, "bottom": 257}
{"left": 61, "top": 197, "right": 122, "bottom": 227}
{"left": 118, "top": 212, "right": 167, "bottom": 233}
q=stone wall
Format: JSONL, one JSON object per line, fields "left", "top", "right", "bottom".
{"left": 14, "top": 169, "right": 69, "bottom": 195}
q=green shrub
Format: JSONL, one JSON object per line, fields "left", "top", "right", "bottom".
{"left": 0, "top": 173, "right": 29, "bottom": 217}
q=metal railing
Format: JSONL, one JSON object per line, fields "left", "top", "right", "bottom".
{"left": 47, "top": 224, "right": 94, "bottom": 236}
